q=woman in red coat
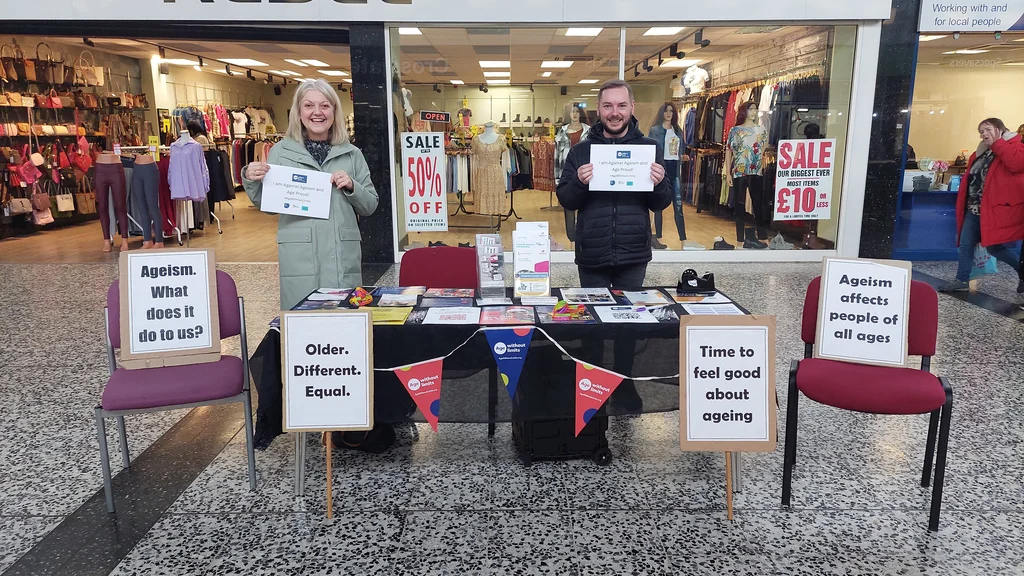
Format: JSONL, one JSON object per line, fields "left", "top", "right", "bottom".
{"left": 940, "top": 118, "right": 1024, "bottom": 292}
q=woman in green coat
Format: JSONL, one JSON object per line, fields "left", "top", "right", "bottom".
{"left": 243, "top": 78, "right": 378, "bottom": 310}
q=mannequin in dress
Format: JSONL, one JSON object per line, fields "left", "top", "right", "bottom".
{"left": 95, "top": 146, "right": 130, "bottom": 252}
{"left": 647, "top": 102, "right": 687, "bottom": 246}
{"left": 725, "top": 102, "right": 769, "bottom": 248}
{"left": 555, "top": 104, "right": 590, "bottom": 242}
{"left": 471, "top": 120, "right": 507, "bottom": 215}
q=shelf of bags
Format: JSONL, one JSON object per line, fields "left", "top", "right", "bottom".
{"left": 5, "top": 134, "right": 100, "bottom": 138}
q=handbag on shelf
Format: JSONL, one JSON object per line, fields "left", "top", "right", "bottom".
{"left": 34, "top": 43, "right": 54, "bottom": 85}
{"left": 31, "top": 125, "right": 44, "bottom": 137}
{"left": 73, "top": 51, "right": 104, "bottom": 87}
{"left": 41, "top": 125, "right": 55, "bottom": 136}
{"left": 48, "top": 89, "right": 62, "bottom": 109}
{"left": 56, "top": 140, "right": 71, "bottom": 169}
{"left": 6, "top": 92, "right": 22, "bottom": 107}
{"left": 133, "top": 93, "right": 149, "bottom": 109}
{"left": 1, "top": 45, "right": 17, "bottom": 82}
{"left": 29, "top": 181, "right": 50, "bottom": 211}
{"left": 16, "top": 46, "right": 36, "bottom": 83}
{"left": 50, "top": 52, "right": 68, "bottom": 86}
{"left": 34, "top": 93, "right": 49, "bottom": 108}
{"left": 16, "top": 123, "right": 29, "bottom": 136}
{"left": 58, "top": 92, "right": 74, "bottom": 108}
{"left": 8, "top": 188, "right": 32, "bottom": 214}
{"left": 0, "top": 94, "right": 7, "bottom": 107}
{"left": 74, "top": 174, "right": 96, "bottom": 214}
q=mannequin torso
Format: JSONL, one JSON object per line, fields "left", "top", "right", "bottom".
{"left": 96, "top": 152, "right": 121, "bottom": 164}
{"left": 477, "top": 123, "right": 500, "bottom": 144}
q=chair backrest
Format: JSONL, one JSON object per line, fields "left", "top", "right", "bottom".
{"left": 800, "top": 276, "right": 938, "bottom": 357}
{"left": 398, "top": 246, "right": 478, "bottom": 289}
{"left": 106, "top": 270, "right": 241, "bottom": 349}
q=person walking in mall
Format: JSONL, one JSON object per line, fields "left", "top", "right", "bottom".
{"left": 940, "top": 118, "right": 1024, "bottom": 293}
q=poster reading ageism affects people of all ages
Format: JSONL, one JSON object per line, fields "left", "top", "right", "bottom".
{"left": 774, "top": 139, "right": 836, "bottom": 221}
{"left": 401, "top": 132, "right": 448, "bottom": 231}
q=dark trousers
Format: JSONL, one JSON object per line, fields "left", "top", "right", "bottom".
{"left": 578, "top": 263, "right": 647, "bottom": 412}
{"left": 131, "top": 163, "right": 162, "bottom": 242}
{"left": 94, "top": 163, "right": 128, "bottom": 240}
{"left": 653, "top": 160, "right": 686, "bottom": 241}
{"left": 734, "top": 174, "right": 767, "bottom": 241}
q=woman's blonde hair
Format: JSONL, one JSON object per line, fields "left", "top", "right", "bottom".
{"left": 286, "top": 78, "right": 348, "bottom": 146}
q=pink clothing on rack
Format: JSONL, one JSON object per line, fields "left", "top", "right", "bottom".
{"left": 168, "top": 139, "right": 210, "bottom": 201}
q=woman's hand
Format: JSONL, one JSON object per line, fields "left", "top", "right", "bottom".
{"left": 246, "top": 162, "right": 270, "bottom": 181}
{"left": 331, "top": 170, "right": 353, "bottom": 191}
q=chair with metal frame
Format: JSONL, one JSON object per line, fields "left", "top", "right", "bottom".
{"left": 781, "top": 276, "right": 953, "bottom": 531}
{"left": 94, "top": 270, "right": 256, "bottom": 513}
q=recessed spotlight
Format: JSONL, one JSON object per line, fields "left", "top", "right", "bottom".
{"left": 317, "top": 70, "right": 349, "bottom": 77}
{"left": 479, "top": 60, "right": 511, "bottom": 68}
{"left": 284, "top": 59, "right": 309, "bottom": 67}
{"left": 541, "top": 61, "right": 573, "bottom": 68}
{"left": 644, "top": 27, "right": 685, "bottom": 36}
{"left": 578, "top": 79, "right": 599, "bottom": 84}
{"left": 565, "top": 28, "right": 603, "bottom": 36}
{"left": 483, "top": 71, "right": 510, "bottom": 77}
{"left": 450, "top": 80, "right": 465, "bottom": 85}
{"left": 301, "top": 59, "right": 329, "bottom": 67}
{"left": 398, "top": 27, "right": 422, "bottom": 35}
{"left": 223, "top": 59, "right": 268, "bottom": 67}
{"left": 919, "top": 34, "right": 948, "bottom": 42}
{"left": 541, "top": 71, "right": 552, "bottom": 77}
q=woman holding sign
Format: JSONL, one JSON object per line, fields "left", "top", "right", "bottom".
{"left": 243, "top": 79, "right": 379, "bottom": 310}
{"left": 940, "top": 118, "right": 1024, "bottom": 293}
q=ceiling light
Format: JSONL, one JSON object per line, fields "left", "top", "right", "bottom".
{"left": 193, "top": 65, "right": 202, "bottom": 72}
{"left": 487, "top": 79, "right": 510, "bottom": 85}
{"left": 541, "top": 61, "right": 573, "bottom": 68}
{"left": 398, "top": 27, "right": 422, "bottom": 35}
{"left": 159, "top": 58, "right": 199, "bottom": 66}
{"left": 223, "top": 59, "right": 268, "bottom": 67}
{"left": 633, "top": 64, "right": 640, "bottom": 77}
{"left": 301, "top": 59, "right": 329, "bottom": 67}
{"left": 590, "top": 88, "right": 600, "bottom": 91}
{"left": 942, "top": 49, "right": 989, "bottom": 54}
{"left": 317, "top": 70, "right": 349, "bottom": 76}
{"left": 644, "top": 27, "right": 685, "bottom": 36}
{"left": 450, "top": 80, "right": 465, "bottom": 85}
{"left": 578, "top": 79, "right": 599, "bottom": 84}
{"left": 797, "top": 108, "right": 809, "bottom": 112}
{"left": 483, "top": 71, "right": 510, "bottom": 77}
{"left": 659, "top": 58, "right": 703, "bottom": 68}
{"left": 541, "top": 71, "right": 552, "bottom": 77}
{"left": 479, "top": 60, "right": 511, "bottom": 68}
{"left": 565, "top": 28, "right": 603, "bottom": 36}
{"left": 643, "top": 59, "right": 654, "bottom": 72}
{"left": 270, "top": 69, "right": 302, "bottom": 77}
{"left": 919, "top": 35, "right": 948, "bottom": 42}
{"left": 1004, "top": 62, "right": 1024, "bottom": 65}
{"left": 284, "top": 59, "right": 309, "bottom": 67}
{"left": 342, "top": 78, "right": 352, "bottom": 83}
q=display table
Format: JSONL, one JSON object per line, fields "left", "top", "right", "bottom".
{"left": 247, "top": 287, "right": 752, "bottom": 493}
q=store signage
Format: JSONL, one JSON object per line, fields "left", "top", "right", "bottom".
{"left": 401, "top": 132, "right": 448, "bottom": 232}
{"left": 814, "top": 258, "right": 912, "bottom": 368}
{"left": 919, "top": 1, "right": 1024, "bottom": 32}
{"left": 773, "top": 138, "right": 836, "bottom": 221}
{"left": 679, "top": 316, "right": 777, "bottom": 452}
{"left": 118, "top": 248, "right": 221, "bottom": 369}
{"left": 281, "top": 310, "right": 374, "bottom": 432}
{"left": 419, "top": 110, "right": 450, "bottom": 123}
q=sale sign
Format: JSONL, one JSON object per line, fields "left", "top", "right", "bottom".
{"left": 401, "top": 132, "right": 448, "bottom": 232}
{"left": 773, "top": 139, "right": 836, "bottom": 221}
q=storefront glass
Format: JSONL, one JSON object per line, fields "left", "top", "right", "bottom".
{"left": 893, "top": 31, "right": 1024, "bottom": 260}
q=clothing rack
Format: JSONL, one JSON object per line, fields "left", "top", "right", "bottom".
{"left": 678, "top": 61, "right": 825, "bottom": 103}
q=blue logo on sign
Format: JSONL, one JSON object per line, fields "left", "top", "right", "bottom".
{"left": 291, "top": 174, "right": 307, "bottom": 183}
{"left": 626, "top": 181, "right": 634, "bottom": 187}
{"left": 301, "top": 206, "right": 309, "bottom": 211}
{"left": 616, "top": 150, "right": 631, "bottom": 159}
{"left": 609, "top": 180, "right": 616, "bottom": 186}
{"left": 283, "top": 203, "right": 290, "bottom": 208}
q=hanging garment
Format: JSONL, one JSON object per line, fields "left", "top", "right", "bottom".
{"left": 168, "top": 138, "right": 210, "bottom": 201}
{"left": 472, "top": 137, "right": 508, "bottom": 215}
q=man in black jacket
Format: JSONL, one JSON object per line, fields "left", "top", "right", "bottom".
{"left": 557, "top": 79, "right": 673, "bottom": 288}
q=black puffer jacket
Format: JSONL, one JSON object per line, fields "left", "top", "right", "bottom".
{"left": 556, "top": 117, "right": 673, "bottom": 268}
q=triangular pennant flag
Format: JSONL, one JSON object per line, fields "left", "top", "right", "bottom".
{"left": 484, "top": 327, "right": 534, "bottom": 400}
{"left": 574, "top": 362, "right": 624, "bottom": 436}
{"left": 394, "top": 358, "right": 444, "bottom": 432}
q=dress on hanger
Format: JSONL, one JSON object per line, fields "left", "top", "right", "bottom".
{"left": 471, "top": 136, "right": 508, "bottom": 215}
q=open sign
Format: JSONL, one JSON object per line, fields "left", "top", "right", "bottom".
{"left": 419, "top": 111, "right": 451, "bottom": 123}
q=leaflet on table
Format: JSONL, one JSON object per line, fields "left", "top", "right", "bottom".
{"left": 589, "top": 144, "right": 656, "bottom": 192}
{"left": 480, "top": 306, "right": 536, "bottom": 325}
{"left": 376, "top": 286, "right": 426, "bottom": 296}
{"left": 258, "top": 164, "right": 333, "bottom": 219}
{"left": 535, "top": 303, "right": 597, "bottom": 324}
{"left": 594, "top": 305, "right": 659, "bottom": 324}
{"left": 307, "top": 292, "right": 350, "bottom": 301}
{"left": 294, "top": 300, "right": 343, "bottom": 310}
{"left": 405, "top": 309, "right": 428, "bottom": 325}
{"left": 376, "top": 293, "right": 420, "bottom": 307}
{"left": 476, "top": 234, "right": 506, "bottom": 299}
{"left": 649, "top": 305, "right": 679, "bottom": 323}
{"left": 420, "top": 297, "right": 475, "bottom": 307}
{"left": 424, "top": 288, "right": 475, "bottom": 298}
{"left": 477, "top": 297, "right": 514, "bottom": 306}
{"left": 422, "top": 307, "right": 482, "bottom": 325}
{"left": 317, "top": 288, "right": 353, "bottom": 297}
{"left": 513, "top": 229, "right": 551, "bottom": 298}
{"left": 614, "top": 289, "right": 672, "bottom": 306}
{"left": 672, "top": 292, "right": 732, "bottom": 304}
{"left": 520, "top": 296, "right": 558, "bottom": 306}
{"left": 559, "top": 288, "right": 615, "bottom": 305}
{"left": 370, "top": 307, "right": 413, "bottom": 325}
{"left": 681, "top": 303, "right": 745, "bottom": 315}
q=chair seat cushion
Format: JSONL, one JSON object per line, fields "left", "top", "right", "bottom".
{"left": 102, "top": 356, "right": 244, "bottom": 411}
{"left": 796, "top": 358, "right": 946, "bottom": 415}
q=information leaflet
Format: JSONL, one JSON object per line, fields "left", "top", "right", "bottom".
{"left": 401, "top": 132, "right": 448, "bottom": 231}
{"left": 680, "top": 316, "right": 777, "bottom": 452}
{"left": 589, "top": 144, "right": 655, "bottom": 192}
{"left": 281, "top": 310, "right": 374, "bottom": 432}
{"left": 773, "top": 139, "right": 836, "bottom": 221}
{"left": 814, "top": 258, "right": 912, "bottom": 367}
{"left": 119, "top": 248, "right": 221, "bottom": 369}
{"left": 259, "top": 165, "right": 333, "bottom": 220}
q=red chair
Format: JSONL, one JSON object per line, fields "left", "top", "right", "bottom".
{"left": 781, "top": 277, "right": 952, "bottom": 531}
{"left": 399, "top": 246, "right": 477, "bottom": 288}
{"left": 95, "top": 270, "right": 256, "bottom": 513}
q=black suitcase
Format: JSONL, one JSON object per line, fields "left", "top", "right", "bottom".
{"left": 512, "top": 413, "right": 612, "bottom": 466}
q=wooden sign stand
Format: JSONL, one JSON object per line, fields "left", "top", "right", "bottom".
{"left": 325, "top": 432, "right": 334, "bottom": 519}
{"left": 725, "top": 451, "right": 734, "bottom": 521}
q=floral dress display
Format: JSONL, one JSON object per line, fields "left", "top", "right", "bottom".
{"left": 727, "top": 125, "right": 768, "bottom": 178}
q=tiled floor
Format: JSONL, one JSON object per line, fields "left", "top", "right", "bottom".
{"left": 3, "top": 261, "right": 1024, "bottom": 575}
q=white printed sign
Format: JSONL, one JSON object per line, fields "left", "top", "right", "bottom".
{"left": 774, "top": 139, "right": 836, "bottom": 221}
{"left": 589, "top": 144, "right": 656, "bottom": 192}
{"left": 919, "top": 1, "right": 1024, "bottom": 32}
{"left": 260, "top": 165, "right": 333, "bottom": 220}
{"left": 815, "top": 258, "right": 912, "bottom": 367}
{"left": 282, "top": 310, "right": 374, "bottom": 432}
{"left": 119, "top": 249, "right": 221, "bottom": 368}
{"left": 401, "top": 132, "right": 448, "bottom": 232}
{"left": 680, "top": 317, "right": 776, "bottom": 452}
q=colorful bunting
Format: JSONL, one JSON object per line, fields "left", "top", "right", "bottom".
{"left": 574, "top": 362, "right": 624, "bottom": 436}
{"left": 394, "top": 358, "right": 444, "bottom": 432}
{"left": 484, "top": 327, "right": 534, "bottom": 400}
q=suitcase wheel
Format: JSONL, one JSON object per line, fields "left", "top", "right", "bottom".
{"left": 592, "top": 447, "right": 613, "bottom": 466}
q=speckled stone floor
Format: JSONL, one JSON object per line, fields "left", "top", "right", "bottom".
{"left": 3, "top": 261, "right": 1023, "bottom": 575}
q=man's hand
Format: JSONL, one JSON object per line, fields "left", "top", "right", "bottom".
{"left": 577, "top": 163, "right": 594, "bottom": 185}
{"left": 651, "top": 162, "right": 666, "bottom": 185}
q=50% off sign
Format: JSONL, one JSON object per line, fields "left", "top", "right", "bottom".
{"left": 401, "top": 132, "right": 448, "bottom": 232}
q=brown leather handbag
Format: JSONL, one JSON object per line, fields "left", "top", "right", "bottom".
{"left": 2, "top": 45, "right": 19, "bottom": 82}
{"left": 15, "top": 45, "right": 35, "bottom": 82}
{"left": 34, "top": 43, "right": 54, "bottom": 84}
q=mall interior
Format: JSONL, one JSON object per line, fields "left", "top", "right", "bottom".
{"left": 2, "top": 1, "right": 1024, "bottom": 574}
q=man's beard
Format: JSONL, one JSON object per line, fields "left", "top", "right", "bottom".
{"left": 603, "top": 115, "right": 627, "bottom": 136}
